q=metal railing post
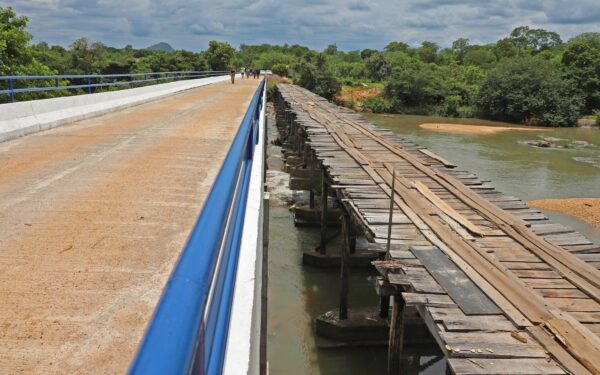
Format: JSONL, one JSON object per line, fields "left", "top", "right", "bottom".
{"left": 8, "top": 78, "right": 14, "bottom": 103}
{"left": 86, "top": 77, "right": 92, "bottom": 94}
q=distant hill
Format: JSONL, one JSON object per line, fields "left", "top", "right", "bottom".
{"left": 146, "top": 42, "right": 175, "bottom": 52}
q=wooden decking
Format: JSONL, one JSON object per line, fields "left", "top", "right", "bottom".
{"left": 274, "top": 83, "right": 600, "bottom": 374}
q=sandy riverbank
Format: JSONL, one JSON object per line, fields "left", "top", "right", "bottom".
{"left": 528, "top": 198, "right": 600, "bottom": 231}
{"left": 420, "top": 123, "right": 544, "bottom": 135}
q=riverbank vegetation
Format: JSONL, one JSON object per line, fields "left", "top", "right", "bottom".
{"left": 2, "top": 5, "right": 599, "bottom": 126}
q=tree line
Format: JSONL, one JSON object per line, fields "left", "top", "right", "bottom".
{"left": 2, "top": 6, "right": 599, "bottom": 126}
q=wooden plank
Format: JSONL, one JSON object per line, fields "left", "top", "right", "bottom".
{"left": 523, "top": 279, "right": 575, "bottom": 289}
{"left": 545, "top": 318, "right": 600, "bottom": 373}
{"left": 412, "top": 180, "right": 486, "bottom": 236}
{"left": 570, "top": 311, "right": 600, "bottom": 323}
{"left": 401, "top": 292, "right": 455, "bottom": 308}
{"left": 419, "top": 148, "right": 456, "bottom": 168}
{"left": 503, "top": 261, "right": 551, "bottom": 270}
{"left": 449, "top": 358, "right": 566, "bottom": 374}
{"left": 546, "top": 298, "right": 600, "bottom": 312}
{"left": 412, "top": 246, "right": 501, "bottom": 315}
{"left": 403, "top": 267, "right": 446, "bottom": 294}
{"left": 528, "top": 325, "right": 592, "bottom": 375}
{"left": 537, "top": 289, "right": 589, "bottom": 299}
{"left": 442, "top": 316, "right": 516, "bottom": 332}
{"left": 584, "top": 324, "right": 600, "bottom": 336}
{"left": 511, "top": 269, "right": 563, "bottom": 279}
{"left": 440, "top": 331, "right": 547, "bottom": 359}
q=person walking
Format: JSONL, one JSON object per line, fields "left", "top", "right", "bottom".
{"left": 229, "top": 67, "right": 236, "bottom": 84}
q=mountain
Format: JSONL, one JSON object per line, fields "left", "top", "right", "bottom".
{"left": 146, "top": 42, "right": 175, "bottom": 52}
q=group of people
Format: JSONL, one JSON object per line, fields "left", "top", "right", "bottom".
{"left": 241, "top": 67, "right": 260, "bottom": 79}
{"left": 229, "top": 67, "right": 261, "bottom": 84}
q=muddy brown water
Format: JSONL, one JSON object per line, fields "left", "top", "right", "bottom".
{"left": 266, "top": 113, "right": 600, "bottom": 374}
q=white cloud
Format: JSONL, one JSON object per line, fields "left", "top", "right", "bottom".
{"left": 1, "top": 0, "right": 599, "bottom": 50}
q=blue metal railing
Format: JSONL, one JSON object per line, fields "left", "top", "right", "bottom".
{"left": 129, "top": 78, "right": 266, "bottom": 375}
{"left": 0, "top": 71, "right": 229, "bottom": 103}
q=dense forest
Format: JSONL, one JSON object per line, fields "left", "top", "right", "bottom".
{"left": 2, "top": 6, "right": 599, "bottom": 126}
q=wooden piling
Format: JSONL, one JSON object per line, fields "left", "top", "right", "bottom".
{"left": 339, "top": 213, "right": 350, "bottom": 320}
{"left": 386, "top": 169, "right": 396, "bottom": 254}
{"left": 320, "top": 169, "right": 328, "bottom": 255}
{"left": 387, "top": 295, "right": 405, "bottom": 375}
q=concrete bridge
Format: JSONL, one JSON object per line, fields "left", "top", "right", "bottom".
{"left": 0, "top": 74, "right": 267, "bottom": 374}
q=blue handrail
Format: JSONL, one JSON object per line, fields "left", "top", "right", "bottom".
{"left": 129, "top": 78, "right": 266, "bottom": 375}
{"left": 0, "top": 71, "right": 229, "bottom": 103}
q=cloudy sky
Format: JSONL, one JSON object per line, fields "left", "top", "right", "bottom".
{"left": 2, "top": 0, "right": 599, "bottom": 51}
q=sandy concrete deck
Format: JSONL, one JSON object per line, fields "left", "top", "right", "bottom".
{"left": 0, "top": 78, "right": 259, "bottom": 373}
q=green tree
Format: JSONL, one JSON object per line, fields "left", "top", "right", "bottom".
{"left": 293, "top": 61, "right": 340, "bottom": 100}
{"left": 205, "top": 40, "right": 235, "bottom": 71}
{"left": 271, "top": 63, "right": 289, "bottom": 76}
{"left": 562, "top": 37, "right": 600, "bottom": 113}
{"left": 476, "top": 57, "right": 581, "bottom": 126}
{"left": 360, "top": 48, "right": 377, "bottom": 60}
{"left": 364, "top": 53, "right": 391, "bottom": 81}
{"left": 385, "top": 41, "right": 409, "bottom": 53}
{"left": 384, "top": 63, "right": 449, "bottom": 113}
{"left": 417, "top": 41, "right": 439, "bottom": 63}
{"left": 451, "top": 38, "right": 469, "bottom": 63}
{"left": 324, "top": 44, "right": 338, "bottom": 55}
{"left": 509, "top": 26, "right": 563, "bottom": 52}
{"left": 0, "top": 6, "right": 35, "bottom": 74}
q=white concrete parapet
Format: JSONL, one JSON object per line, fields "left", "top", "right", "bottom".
{"left": 0, "top": 74, "right": 230, "bottom": 143}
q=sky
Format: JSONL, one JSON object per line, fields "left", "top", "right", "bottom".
{"left": 2, "top": 0, "right": 599, "bottom": 51}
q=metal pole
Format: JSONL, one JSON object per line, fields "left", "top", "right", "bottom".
{"left": 386, "top": 169, "right": 396, "bottom": 253}
{"left": 87, "top": 77, "right": 92, "bottom": 94}
{"left": 8, "top": 79, "right": 14, "bottom": 103}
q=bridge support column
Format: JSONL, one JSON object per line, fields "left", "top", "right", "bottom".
{"left": 387, "top": 295, "right": 406, "bottom": 375}
{"left": 339, "top": 213, "right": 350, "bottom": 320}
{"left": 319, "top": 168, "right": 328, "bottom": 255}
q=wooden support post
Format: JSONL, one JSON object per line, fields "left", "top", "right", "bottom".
{"left": 320, "top": 169, "right": 328, "bottom": 255}
{"left": 379, "top": 296, "right": 390, "bottom": 318}
{"left": 349, "top": 219, "right": 356, "bottom": 255}
{"left": 388, "top": 295, "right": 406, "bottom": 375}
{"left": 309, "top": 190, "right": 315, "bottom": 209}
{"left": 339, "top": 213, "right": 350, "bottom": 320}
{"left": 386, "top": 169, "right": 396, "bottom": 254}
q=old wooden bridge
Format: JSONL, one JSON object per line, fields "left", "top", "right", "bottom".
{"left": 274, "top": 84, "right": 600, "bottom": 375}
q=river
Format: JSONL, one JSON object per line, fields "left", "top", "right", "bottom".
{"left": 266, "top": 113, "right": 600, "bottom": 374}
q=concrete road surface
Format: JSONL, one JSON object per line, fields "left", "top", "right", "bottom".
{"left": 0, "top": 78, "right": 259, "bottom": 373}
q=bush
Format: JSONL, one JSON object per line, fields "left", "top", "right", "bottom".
{"left": 439, "top": 95, "right": 462, "bottom": 117}
{"left": 476, "top": 57, "right": 582, "bottom": 126}
{"left": 362, "top": 96, "right": 393, "bottom": 113}
{"left": 293, "top": 62, "right": 341, "bottom": 100}
{"left": 594, "top": 110, "right": 600, "bottom": 126}
{"left": 271, "top": 63, "right": 288, "bottom": 77}
{"left": 266, "top": 81, "right": 278, "bottom": 101}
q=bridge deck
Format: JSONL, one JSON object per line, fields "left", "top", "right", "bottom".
{"left": 276, "top": 84, "right": 600, "bottom": 374}
{"left": 0, "top": 79, "right": 259, "bottom": 373}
